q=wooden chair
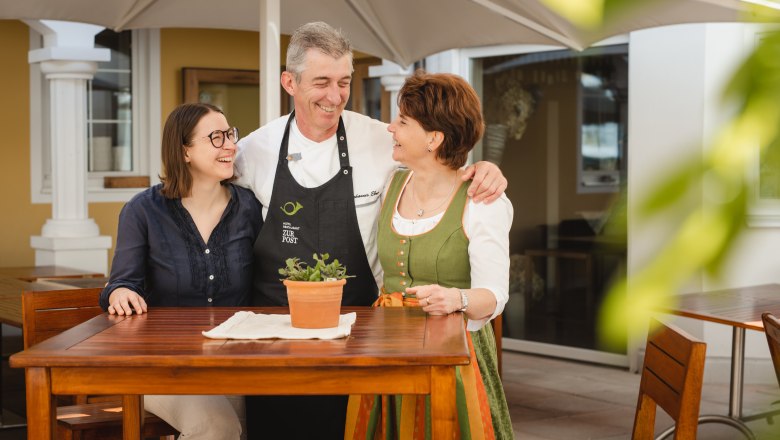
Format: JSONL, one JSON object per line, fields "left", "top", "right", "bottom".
{"left": 22, "top": 288, "right": 177, "bottom": 439}
{"left": 761, "top": 312, "right": 780, "bottom": 420}
{"left": 632, "top": 319, "right": 706, "bottom": 440}
{"left": 762, "top": 313, "right": 780, "bottom": 384}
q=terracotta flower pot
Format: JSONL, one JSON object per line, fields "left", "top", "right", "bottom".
{"left": 284, "top": 279, "right": 346, "bottom": 329}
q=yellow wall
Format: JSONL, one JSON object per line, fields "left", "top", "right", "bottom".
{"left": 160, "top": 29, "right": 267, "bottom": 124}
{"left": 0, "top": 21, "right": 128, "bottom": 269}
{"left": 0, "top": 21, "right": 51, "bottom": 266}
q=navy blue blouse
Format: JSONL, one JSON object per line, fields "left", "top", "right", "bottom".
{"left": 100, "top": 183, "right": 263, "bottom": 310}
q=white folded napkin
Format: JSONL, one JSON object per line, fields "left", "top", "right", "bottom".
{"left": 202, "top": 311, "right": 357, "bottom": 340}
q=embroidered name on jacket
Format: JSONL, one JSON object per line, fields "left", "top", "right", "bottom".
{"left": 354, "top": 190, "right": 380, "bottom": 199}
{"left": 354, "top": 190, "right": 381, "bottom": 208}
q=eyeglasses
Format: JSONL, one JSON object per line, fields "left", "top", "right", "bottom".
{"left": 195, "top": 127, "right": 240, "bottom": 148}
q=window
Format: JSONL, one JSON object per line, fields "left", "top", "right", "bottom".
{"left": 89, "top": 31, "right": 133, "bottom": 173}
{"left": 30, "top": 28, "right": 160, "bottom": 203}
{"left": 578, "top": 46, "right": 628, "bottom": 193}
{"left": 748, "top": 30, "right": 780, "bottom": 227}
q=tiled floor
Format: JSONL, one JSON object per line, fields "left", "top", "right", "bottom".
{"left": 3, "top": 336, "right": 780, "bottom": 439}
{"left": 502, "top": 351, "right": 780, "bottom": 439}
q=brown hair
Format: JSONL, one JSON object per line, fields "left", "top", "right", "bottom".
{"left": 159, "top": 103, "right": 235, "bottom": 199}
{"left": 398, "top": 70, "right": 484, "bottom": 169}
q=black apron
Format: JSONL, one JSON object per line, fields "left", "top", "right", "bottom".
{"left": 251, "top": 111, "right": 378, "bottom": 306}
{"left": 247, "top": 112, "right": 377, "bottom": 439}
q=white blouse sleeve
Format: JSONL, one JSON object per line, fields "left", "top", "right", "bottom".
{"left": 464, "top": 194, "right": 513, "bottom": 331}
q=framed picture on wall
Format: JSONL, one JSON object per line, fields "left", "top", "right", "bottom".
{"left": 182, "top": 67, "right": 295, "bottom": 136}
{"left": 182, "top": 68, "right": 262, "bottom": 136}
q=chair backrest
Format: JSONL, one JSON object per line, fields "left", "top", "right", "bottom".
{"left": 22, "top": 288, "right": 104, "bottom": 349}
{"left": 761, "top": 313, "right": 780, "bottom": 388}
{"left": 632, "top": 319, "right": 707, "bottom": 440}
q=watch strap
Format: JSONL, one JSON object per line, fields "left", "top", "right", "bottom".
{"left": 458, "top": 289, "right": 469, "bottom": 312}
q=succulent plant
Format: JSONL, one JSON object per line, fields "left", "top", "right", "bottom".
{"left": 278, "top": 253, "right": 354, "bottom": 282}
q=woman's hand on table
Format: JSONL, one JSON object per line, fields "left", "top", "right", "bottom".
{"left": 108, "top": 287, "right": 148, "bottom": 315}
{"left": 406, "top": 285, "right": 462, "bottom": 315}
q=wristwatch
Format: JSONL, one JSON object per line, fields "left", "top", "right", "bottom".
{"left": 458, "top": 289, "right": 469, "bottom": 312}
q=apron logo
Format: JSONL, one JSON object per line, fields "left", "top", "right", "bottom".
{"left": 281, "top": 201, "right": 303, "bottom": 216}
{"left": 282, "top": 222, "right": 300, "bottom": 244}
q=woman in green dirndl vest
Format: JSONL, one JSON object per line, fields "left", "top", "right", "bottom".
{"left": 345, "top": 70, "right": 514, "bottom": 439}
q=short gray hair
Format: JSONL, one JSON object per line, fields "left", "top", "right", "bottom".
{"left": 286, "top": 22, "right": 353, "bottom": 82}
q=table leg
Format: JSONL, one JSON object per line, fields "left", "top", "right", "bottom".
{"left": 430, "top": 366, "right": 456, "bottom": 439}
{"left": 25, "top": 367, "right": 55, "bottom": 440}
{"left": 122, "top": 394, "right": 143, "bottom": 440}
{"left": 729, "top": 327, "right": 745, "bottom": 418}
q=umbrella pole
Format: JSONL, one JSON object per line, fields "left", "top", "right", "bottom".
{"left": 259, "top": 0, "right": 281, "bottom": 125}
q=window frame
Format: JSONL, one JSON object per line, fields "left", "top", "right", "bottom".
{"left": 746, "top": 28, "right": 780, "bottom": 227}
{"left": 29, "top": 28, "right": 161, "bottom": 203}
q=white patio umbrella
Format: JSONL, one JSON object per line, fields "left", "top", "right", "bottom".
{"left": 1, "top": 0, "right": 776, "bottom": 66}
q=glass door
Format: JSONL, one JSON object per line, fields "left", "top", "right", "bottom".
{"left": 469, "top": 44, "right": 629, "bottom": 366}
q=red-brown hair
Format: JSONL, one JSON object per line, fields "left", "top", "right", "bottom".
{"left": 398, "top": 70, "right": 484, "bottom": 169}
{"left": 159, "top": 103, "right": 235, "bottom": 199}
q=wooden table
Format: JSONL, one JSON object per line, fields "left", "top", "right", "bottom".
{"left": 0, "top": 266, "right": 103, "bottom": 283}
{"left": 663, "top": 284, "right": 780, "bottom": 439}
{"left": 36, "top": 276, "right": 109, "bottom": 290}
{"left": 0, "top": 268, "right": 104, "bottom": 327}
{"left": 10, "top": 307, "right": 470, "bottom": 440}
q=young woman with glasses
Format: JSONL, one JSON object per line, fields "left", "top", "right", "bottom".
{"left": 100, "top": 103, "right": 262, "bottom": 439}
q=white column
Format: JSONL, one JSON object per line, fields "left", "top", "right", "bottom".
{"left": 424, "top": 50, "right": 462, "bottom": 75}
{"left": 25, "top": 20, "right": 112, "bottom": 274}
{"left": 369, "top": 60, "right": 413, "bottom": 121}
{"left": 259, "top": 0, "right": 281, "bottom": 124}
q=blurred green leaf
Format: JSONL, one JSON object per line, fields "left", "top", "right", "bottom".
{"left": 638, "top": 161, "right": 702, "bottom": 217}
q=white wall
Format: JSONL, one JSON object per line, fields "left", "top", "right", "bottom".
{"left": 628, "top": 24, "right": 707, "bottom": 284}
{"left": 629, "top": 23, "right": 778, "bottom": 383}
